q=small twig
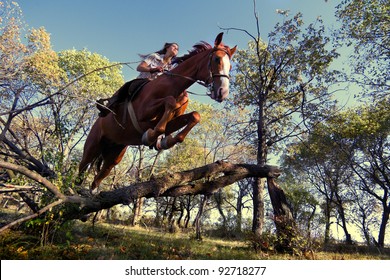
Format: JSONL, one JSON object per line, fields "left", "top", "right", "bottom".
{"left": 0, "top": 184, "right": 42, "bottom": 193}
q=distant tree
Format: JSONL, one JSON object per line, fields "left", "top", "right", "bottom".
{"left": 279, "top": 172, "right": 320, "bottom": 241}
{"left": 157, "top": 101, "right": 251, "bottom": 236}
{"left": 283, "top": 101, "right": 390, "bottom": 247}
{"left": 339, "top": 103, "right": 390, "bottom": 247}
{"left": 282, "top": 121, "right": 355, "bottom": 244}
{"left": 335, "top": 4, "right": 389, "bottom": 246}
{"left": 0, "top": 1, "right": 123, "bottom": 217}
{"left": 223, "top": 5, "right": 340, "bottom": 249}
{"left": 348, "top": 182, "right": 380, "bottom": 246}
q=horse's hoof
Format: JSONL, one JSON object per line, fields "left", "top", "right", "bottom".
{"left": 90, "top": 187, "right": 99, "bottom": 195}
{"left": 159, "top": 135, "right": 174, "bottom": 150}
{"left": 141, "top": 129, "right": 154, "bottom": 146}
{"left": 155, "top": 134, "right": 164, "bottom": 150}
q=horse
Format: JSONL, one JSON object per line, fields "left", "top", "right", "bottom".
{"left": 78, "top": 32, "right": 236, "bottom": 193}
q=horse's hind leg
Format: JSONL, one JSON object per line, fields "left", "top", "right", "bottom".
{"left": 76, "top": 123, "right": 102, "bottom": 185}
{"left": 90, "top": 143, "right": 127, "bottom": 194}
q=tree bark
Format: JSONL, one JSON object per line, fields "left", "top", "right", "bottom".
{"left": 267, "top": 178, "right": 298, "bottom": 252}
{"left": 378, "top": 206, "right": 389, "bottom": 247}
{"left": 252, "top": 177, "right": 265, "bottom": 236}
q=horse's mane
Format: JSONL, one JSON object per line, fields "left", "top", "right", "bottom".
{"left": 173, "top": 41, "right": 212, "bottom": 64}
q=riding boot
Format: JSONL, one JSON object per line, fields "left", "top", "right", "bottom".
{"left": 97, "top": 94, "right": 119, "bottom": 117}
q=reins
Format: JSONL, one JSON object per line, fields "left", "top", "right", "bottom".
{"left": 163, "top": 71, "right": 209, "bottom": 87}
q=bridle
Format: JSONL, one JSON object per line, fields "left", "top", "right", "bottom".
{"left": 207, "top": 47, "right": 232, "bottom": 81}
{"left": 163, "top": 46, "right": 232, "bottom": 95}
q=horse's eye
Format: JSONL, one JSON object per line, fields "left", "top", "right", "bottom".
{"left": 215, "top": 57, "right": 221, "bottom": 63}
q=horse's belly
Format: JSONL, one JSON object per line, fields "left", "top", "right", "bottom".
{"left": 100, "top": 116, "right": 143, "bottom": 146}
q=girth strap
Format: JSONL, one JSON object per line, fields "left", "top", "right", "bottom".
{"left": 127, "top": 101, "right": 144, "bottom": 134}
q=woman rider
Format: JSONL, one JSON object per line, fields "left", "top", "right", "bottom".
{"left": 97, "top": 42, "right": 180, "bottom": 117}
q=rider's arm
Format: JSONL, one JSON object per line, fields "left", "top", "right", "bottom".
{"left": 137, "top": 61, "right": 162, "bottom": 73}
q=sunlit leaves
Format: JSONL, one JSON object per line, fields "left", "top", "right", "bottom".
{"left": 23, "top": 27, "right": 65, "bottom": 90}
{"left": 58, "top": 49, "right": 124, "bottom": 100}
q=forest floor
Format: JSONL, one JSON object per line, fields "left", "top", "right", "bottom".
{"left": 0, "top": 209, "right": 389, "bottom": 260}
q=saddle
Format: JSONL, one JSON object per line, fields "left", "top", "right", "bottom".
{"left": 97, "top": 78, "right": 149, "bottom": 117}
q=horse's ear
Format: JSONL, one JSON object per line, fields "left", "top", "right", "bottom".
{"left": 230, "top": 45, "right": 237, "bottom": 56}
{"left": 214, "top": 32, "right": 224, "bottom": 47}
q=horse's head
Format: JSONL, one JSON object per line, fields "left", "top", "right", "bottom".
{"left": 208, "top": 33, "right": 237, "bottom": 102}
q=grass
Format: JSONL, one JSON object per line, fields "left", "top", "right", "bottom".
{"left": 0, "top": 209, "right": 389, "bottom": 260}
{"left": 0, "top": 222, "right": 255, "bottom": 260}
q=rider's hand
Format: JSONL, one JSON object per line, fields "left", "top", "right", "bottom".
{"left": 150, "top": 66, "right": 163, "bottom": 73}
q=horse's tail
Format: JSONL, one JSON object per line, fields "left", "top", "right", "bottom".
{"left": 76, "top": 153, "right": 102, "bottom": 186}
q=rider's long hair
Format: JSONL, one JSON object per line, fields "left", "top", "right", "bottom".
{"left": 138, "top": 42, "right": 179, "bottom": 60}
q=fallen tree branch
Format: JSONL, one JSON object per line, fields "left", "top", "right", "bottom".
{"left": 0, "top": 160, "right": 281, "bottom": 231}
{"left": 74, "top": 161, "right": 281, "bottom": 217}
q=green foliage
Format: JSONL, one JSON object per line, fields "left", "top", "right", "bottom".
{"left": 58, "top": 49, "right": 124, "bottom": 99}
{"left": 24, "top": 27, "right": 66, "bottom": 90}
{"left": 232, "top": 12, "right": 340, "bottom": 157}
{"left": 282, "top": 97, "right": 389, "bottom": 245}
{"left": 335, "top": 0, "right": 389, "bottom": 97}
{"left": 20, "top": 208, "right": 75, "bottom": 247}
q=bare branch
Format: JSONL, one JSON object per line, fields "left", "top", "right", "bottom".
{"left": 0, "top": 160, "right": 64, "bottom": 199}
{"left": 0, "top": 184, "right": 42, "bottom": 193}
{"left": 218, "top": 25, "right": 257, "bottom": 42}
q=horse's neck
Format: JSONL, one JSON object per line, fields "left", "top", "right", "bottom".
{"left": 171, "top": 51, "right": 210, "bottom": 88}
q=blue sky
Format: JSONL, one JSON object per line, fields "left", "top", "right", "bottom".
{"left": 17, "top": 0, "right": 341, "bottom": 83}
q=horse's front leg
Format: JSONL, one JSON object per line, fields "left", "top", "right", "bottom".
{"left": 142, "top": 93, "right": 188, "bottom": 147}
{"left": 158, "top": 111, "right": 201, "bottom": 150}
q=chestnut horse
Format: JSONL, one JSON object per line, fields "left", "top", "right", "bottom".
{"left": 78, "top": 33, "right": 236, "bottom": 193}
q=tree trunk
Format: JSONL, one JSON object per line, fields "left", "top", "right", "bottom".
{"left": 377, "top": 205, "right": 389, "bottom": 247}
{"left": 267, "top": 178, "right": 297, "bottom": 252}
{"left": 214, "top": 190, "right": 227, "bottom": 229}
{"left": 168, "top": 197, "right": 177, "bottom": 225}
{"left": 236, "top": 187, "right": 244, "bottom": 233}
{"left": 324, "top": 198, "right": 332, "bottom": 245}
{"left": 0, "top": 160, "right": 281, "bottom": 233}
{"left": 252, "top": 177, "right": 265, "bottom": 237}
{"left": 334, "top": 192, "right": 352, "bottom": 244}
{"left": 184, "top": 198, "right": 191, "bottom": 228}
{"left": 252, "top": 97, "right": 267, "bottom": 238}
{"left": 194, "top": 195, "right": 209, "bottom": 240}
{"left": 131, "top": 197, "right": 144, "bottom": 226}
